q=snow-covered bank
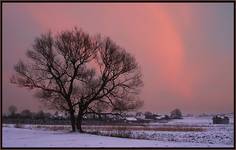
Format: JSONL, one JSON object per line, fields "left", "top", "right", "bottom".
{"left": 2, "top": 127, "right": 233, "bottom": 148}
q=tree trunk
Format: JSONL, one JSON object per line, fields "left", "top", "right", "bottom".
{"left": 76, "top": 110, "right": 84, "bottom": 133}
{"left": 69, "top": 110, "right": 76, "bottom": 132}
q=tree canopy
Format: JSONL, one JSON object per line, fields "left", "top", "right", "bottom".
{"left": 11, "top": 27, "right": 143, "bottom": 132}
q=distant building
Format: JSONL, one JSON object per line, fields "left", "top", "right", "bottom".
{"left": 212, "top": 115, "right": 229, "bottom": 124}
{"left": 155, "top": 115, "right": 169, "bottom": 120}
{"left": 136, "top": 112, "right": 145, "bottom": 120}
{"left": 144, "top": 112, "right": 157, "bottom": 120}
{"left": 125, "top": 117, "right": 137, "bottom": 122}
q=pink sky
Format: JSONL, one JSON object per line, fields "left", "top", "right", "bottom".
{"left": 2, "top": 3, "right": 234, "bottom": 114}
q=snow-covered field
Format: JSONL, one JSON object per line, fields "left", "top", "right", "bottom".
{"left": 2, "top": 116, "right": 234, "bottom": 148}
{"left": 2, "top": 127, "right": 233, "bottom": 148}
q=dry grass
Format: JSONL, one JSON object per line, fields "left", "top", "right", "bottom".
{"left": 34, "top": 125, "right": 71, "bottom": 131}
{"left": 32, "top": 124, "right": 206, "bottom": 132}
{"left": 83, "top": 125, "right": 206, "bottom": 132}
{"left": 7, "top": 124, "right": 205, "bottom": 132}
{"left": 85, "top": 125, "right": 206, "bottom": 140}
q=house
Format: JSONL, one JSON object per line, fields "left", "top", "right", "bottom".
{"left": 125, "top": 117, "right": 137, "bottom": 122}
{"left": 155, "top": 115, "right": 170, "bottom": 123}
{"left": 144, "top": 112, "right": 157, "bottom": 120}
{"left": 155, "top": 115, "right": 169, "bottom": 120}
{"left": 212, "top": 115, "right": 229, "bottom": 124}
{"left": 136, "top": 112, "right": 145, "bottom": 120}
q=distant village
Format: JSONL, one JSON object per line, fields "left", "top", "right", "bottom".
{"left": 3, "top": 106, "right": 232, "bottom": 125}
{"left": 3, "top": 108, "right": 182, "bottom": 125}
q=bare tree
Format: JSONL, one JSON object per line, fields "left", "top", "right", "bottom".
{"left": 170, "top": 108, "right": 183, "bottom": 119}
{"left": 20, "top": 109, "right": 32, "bottom": 119}
{"left": 8, "top": 105, "right": 17, "bottom": 116}
{"left": 11, "top": 27, "right": 143, "bottom": 132}
{"left": 35, "top": 110, "right": 45, "bottom": 120}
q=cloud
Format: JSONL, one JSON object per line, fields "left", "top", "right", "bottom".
{"left": 2, "top": 3, "right": 233, "bottom": 114}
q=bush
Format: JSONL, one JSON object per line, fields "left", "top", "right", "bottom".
{"left": 14, "top": 123, "right": 24, "bottom": 128}
{"left": 170, "top": 109, "right": 182, "bottom": 119}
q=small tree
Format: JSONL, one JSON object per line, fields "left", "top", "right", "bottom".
{"left": 35, "top": 110, "right": 45, "bottom": 120}
{"left": 20, "top": 109, "right": 32, "bottom": 119}
{"left": 8, "top": 105, "right": 17, "bottom": 117}
{"left": 170, "top": 108, "right": 182, "bottom": 119}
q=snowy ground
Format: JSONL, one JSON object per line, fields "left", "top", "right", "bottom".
{"left": 143, "top": 116, "right": 234, "bottom": 146}
{"left": 2, "top": 116, "right": 234, "bottom": 147}
{"left": 2, "top": 127, "right": 233, "bottom": 148}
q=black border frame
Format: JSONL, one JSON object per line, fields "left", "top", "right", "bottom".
{"left": 0, "top": 0, "right": 235, "bottom": 149}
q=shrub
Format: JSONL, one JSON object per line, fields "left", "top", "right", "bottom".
{"left": 170, "top": 109, "right": 183, "bottom": 119}
{"left": 14, "top": 123, "right": 24, "bottom": 128}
